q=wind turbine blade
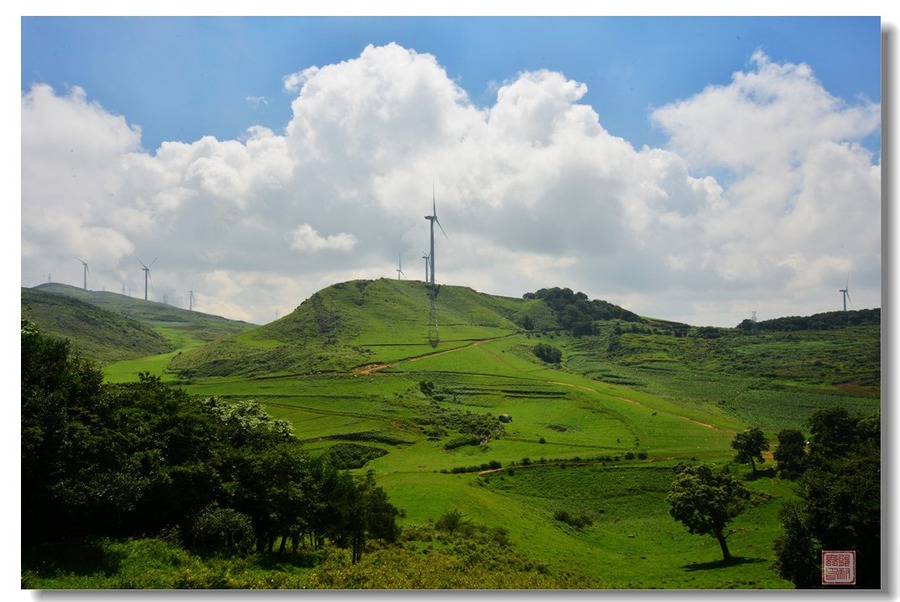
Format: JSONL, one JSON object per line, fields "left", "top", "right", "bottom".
{"left": 139, "top": 260, "right": 148, "bottom": 269}
{"left": 435, "top": 218, "right": 448, "bottom": 239}
{"left": 846, "top": 292, "right": 853, "bottom": 309}
{"left": 150, "top": 257, "right": 157, "bottom": 268}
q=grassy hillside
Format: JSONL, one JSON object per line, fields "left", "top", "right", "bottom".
{"left": 89, "top": 280, "right": 880, "bottom": 589}
{"left": 169, "top": 279, "right": 526, "bottom": 378}
{"left": 22, "top": 288, "right": 172, "bottom": 362}
{"left": 25, "top": 283, "right": 256, "bottom": 365}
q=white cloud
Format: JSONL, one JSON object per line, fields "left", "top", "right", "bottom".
{"left": 289, "top": 224, "right": 358, "bottom": 253}
{"left": 245, "top": 96, "right": 268, "bottom": 110}
{"left": 20, "top": 46, "right": 880, "bottom": 327}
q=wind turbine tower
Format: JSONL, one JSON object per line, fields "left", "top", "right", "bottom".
{"left": 422, "top": 251, "right": 430, "bottom": 283}
{"left": 839, "top": 275, "right": 852, "bottom": 312}
{"left": 396, "top": 252, "right": 406, "bottom": 280}
{"left": 139, "top": 258, "right": 156, "bottom": 302}
{"left": 424, "top": 184, "right": 447, "bottom": 347}
{"left": 188, "top": 289, "right": 195, "bottom": 311}
{"left": 76, "top": 258, "right": 90, "bottom": 291}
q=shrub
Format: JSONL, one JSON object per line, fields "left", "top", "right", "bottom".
{"left": 533, "top": 343, "right": 562, "bottom": 364}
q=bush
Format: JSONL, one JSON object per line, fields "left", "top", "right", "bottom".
{"left": 533, "top": 343, "right": 562, "bottom": 364}
{"left": 553, "top": 510, "right": 593, "bottom": 530}
{"left": 190, "top": 504, "right": 255, "bottom": 556}
{"left": 444, "top": 435, "right": 480, "bottom": 450}
{"left": 434, "top": 509, "right": 473, "bottom": 536}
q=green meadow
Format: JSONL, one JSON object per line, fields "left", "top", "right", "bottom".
{"left": 25, "top": 279, "right": 880, "bottom": 589}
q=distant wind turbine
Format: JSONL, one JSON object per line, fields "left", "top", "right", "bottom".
{"left": 422, "top": 251, "right": 430, "bottom": 283}
{"left": 76, "top": 257, "right": 90, "bottom": 291}
{"left": 839, "top": 274, "right": 853, "bottom": 312}
{"left": 396, "top": 252, "right": 406, "bottom": 280}
{"left": 139, "top": 257, "right": 156, "bottom": 302}
{"left": 188, "top": 288, "right": 195, "bottom": 311}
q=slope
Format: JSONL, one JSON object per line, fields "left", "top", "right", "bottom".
{"left": 22, "top": 288, "right": 172, "bottom": 362}
{"left": 168, "top": 278, "right": 527, "bottom": 378}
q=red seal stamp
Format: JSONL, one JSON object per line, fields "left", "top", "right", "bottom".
{"left": 822, "top": 550, "right": 856, "bottom": 585}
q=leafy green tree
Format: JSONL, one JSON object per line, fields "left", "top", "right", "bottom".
{"left": 666, "top": 464, "right": 750, "bottom": 561}
{"left": 435, "top": 508, "right": 473, "bottom": 535}
{"left": 533, "top": 342, "right": 562, "bottom": 364}
{"left": 731, "top": 427, "right": 770, "bottom": 475}
{"left": 806, "top": 406, "right": 862, "bottom": 462}
{"left": 190, "top": 503, "right": 255, "bottom": 556}
{"left": 22, "top": 318, "right": 147, "bottom": 542}
{"left": 773, "top": 428, "right": 807, "bottom": 479}
{"left": 773, "top": 408, "right": 880, "bottom": 589}
{"left": 330, "top": 471, "right": 400, "bottom": 563}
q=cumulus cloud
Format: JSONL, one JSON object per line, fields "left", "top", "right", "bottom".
{"left": 20, "top": 45, "right": 880, "bottom": 327}
{"left": 289, "top": 224, "right": 358, "bottom": 253}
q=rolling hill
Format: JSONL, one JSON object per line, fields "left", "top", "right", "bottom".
{"left": 22, "top": 283, "right": 257, "bottom": 363}
{"left": 169, "top": 278, "right": 529, "bottom": 378}
{"left": 22, "top": 288, "right": 173, "bottom": 362}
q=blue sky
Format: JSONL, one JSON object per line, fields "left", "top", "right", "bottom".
{"left": 22, "top": 17, "right": 881, "bottom": 155}
{"left": 19, "top": 14, "right": 885, "bottom": 327}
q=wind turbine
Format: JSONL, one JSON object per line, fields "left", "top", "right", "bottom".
{"left": 396, "top": 252, "right": 406, "bottom": 280}
{"left": 139, "top": 258, "right": 156, "bottom": 302}
{"left": 839, "top": 274, "right": 852, "bottom": 312}
{"left": 76, "top": 257, "right": 90, "bottom": 291}
{"left": 188, "top": 288, "right": 195, "bottom": 311}
{"left": 422, "top": 251, "right": 430, "bottom": 283}
{"left": 424, "top": 183, "right": 447, "bottom": 291}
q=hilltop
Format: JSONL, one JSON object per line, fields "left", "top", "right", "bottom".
{"left": 169, "top": 278, "right": 530, "bottom": 378}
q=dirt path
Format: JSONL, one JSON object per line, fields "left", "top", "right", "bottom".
{"left": 351, "top": 333, "right": 520, "bottom": 375}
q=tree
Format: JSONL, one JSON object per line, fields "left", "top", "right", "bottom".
{"left": 731, "top": 427, "right": 770, "bottom": 475}
{"left": 773, "top": 428, "right": 806, "bottom": 479}
{"left": 330, "top": 471, "right": 400, "bottom": 563}
{"left": 666, "top": 464, "right": 750, "bottom": 561}
{"left": 773, "top": 408, "right": 880, "bottom": 589}
{"left": 533, "top": 342, "right": 562, "bottom": 364}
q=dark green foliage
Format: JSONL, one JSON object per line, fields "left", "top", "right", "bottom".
{"left": 731, "top": 427, "right": 770, "bottom": 474}
{"left": 21, "top": 320, "right": 400, "bottom": 566}
{"left": 523, "top": 287, "right": 643, "bottom": 335}
{"left": 329, "top": 471, "right": 400, "bottom": 563}
{"left": 553, "top": 510, "right": 593, "bottom": 529}
{"left": 737, "top": 308, "right": 880, "bottom": 332}
{"left": 533, "top": 342, "right": 562, "bottom": 364}
{"left": 773, "top": 429, "right": 806, "bottom": 479}
{"left": 413, "top": 401, "right": 502, "bottom": 441}
{"left": 323, "top": 443, "right": 389, "bottom": 469}
{"left": 419, "top": 380, "right": 436, "bottom": 396}
{"left": 443, "top": 434, "right": 481, "bottom": 450}
{"left": 666, "top": 464, "right": 750, "bottom": 561}
{"left": 772, "top": 407, "right": 880, "bottom": 589}
{"left": 190, "top": 504, "right": 255, "bottom": 556}
{"left": 434, "top": 509, "right": 474, "bottom": 536}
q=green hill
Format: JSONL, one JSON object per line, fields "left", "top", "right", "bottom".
{"left": 22, "top": 288, "right": 172, "bottom": 362}
{"left": 169, "top": 278, "right": 528, "bottom": 378}
{"left": 23, "top": 283, "right": 257, "bottom": 363}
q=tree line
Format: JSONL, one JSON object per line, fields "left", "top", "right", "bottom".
{"left": 736, "top": 308, "right": 880, "bottom": 332}
{"left": 21, "top": 316, "right": 399, "bottom": 562}
{"left": 522, "top": 287, "right": 643, "bottom": 336}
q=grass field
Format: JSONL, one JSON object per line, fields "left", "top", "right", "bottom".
{"left": 80, "top": 281, "right": 881, "bottom": 588}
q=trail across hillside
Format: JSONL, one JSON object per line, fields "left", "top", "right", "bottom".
{"left": 352, "top": 333, "right": 521, "bottom": 375}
